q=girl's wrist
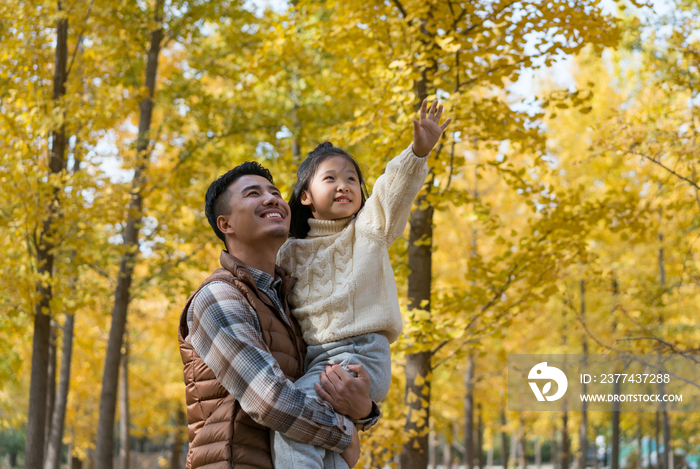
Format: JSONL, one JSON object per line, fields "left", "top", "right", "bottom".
{"left": 411, "top": 143, "right": 430, "bottom": 158}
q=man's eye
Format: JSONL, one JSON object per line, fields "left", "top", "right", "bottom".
{"left": 248, "top": 191, "right": 259, "bottom": 196}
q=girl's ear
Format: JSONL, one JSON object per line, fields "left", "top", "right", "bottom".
{"left": 300, "top": 191, "right": 314, "bottom": 209}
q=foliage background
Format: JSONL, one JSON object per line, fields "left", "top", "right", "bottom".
{"left": 1, "top": 0, "right": 699, "bottom": 466}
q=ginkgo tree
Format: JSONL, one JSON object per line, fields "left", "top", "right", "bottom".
{"left": 4, "top": 0, "right": 700, "bottom": 466}
{"left": 0, "top": 0, "right": 133, "bottom": 466}
{"left": 286, "top": 0, "right": 640, "bottom": 466}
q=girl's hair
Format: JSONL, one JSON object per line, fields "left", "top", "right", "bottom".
{"left": 289, "top": 142, "right": 368, "bottom": 239}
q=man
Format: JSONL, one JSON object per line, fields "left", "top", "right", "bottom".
{"left": 178, "top": 162, "right": 379, "bottom": 469}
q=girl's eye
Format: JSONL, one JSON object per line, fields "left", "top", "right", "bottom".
{"left": 324, "top": 176, "right": 334, "bottom": 181}
{"left": 348, "top": 177, "right": 356, "bottom": 182}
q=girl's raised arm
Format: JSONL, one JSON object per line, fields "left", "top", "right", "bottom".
{"left": 355, "top": 99, "right": 450, "bottom": 244}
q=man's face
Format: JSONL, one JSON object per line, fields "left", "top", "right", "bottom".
{"left": 217, "top": 175, "right": 290, "bottom": 246}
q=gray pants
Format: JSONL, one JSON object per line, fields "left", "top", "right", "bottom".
{"left": 272, "top": 332, "right": 391, "bottom": 469}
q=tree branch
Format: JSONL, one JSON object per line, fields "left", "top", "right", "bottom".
{"left": 459, "top": 1, "right": 518, "bottom": 37}
{"left": 65, "top": 0, "right": 95, "bottom": 79}
{"left": 132, "top": 244, "right": 205, "bottom": 294}
{"left": 88, "top": 262, "right": 115, "bottom": 286}
{"left": 576, "top": 314, "right": 700, "bottom": 390}
{"left": 390, "top": 0, "right": 408, "bottom": 19}
{"left": 622, "top": 148, "right": 700, "bottom": 191}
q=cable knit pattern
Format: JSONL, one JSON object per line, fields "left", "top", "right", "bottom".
{"left": 277, "top": 145, "right": 429, "bottom": 345}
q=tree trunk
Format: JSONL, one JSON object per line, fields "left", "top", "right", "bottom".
{"left": 579, "top": 280, "right": 588, "bottom": 469}
{"left": 637, "top": 415, "right": 643, "bottom": 469}
{"left": 170, "top": 411, "right": 184, "bottom": 469}
{"left": 291, "top": 138, "right": 300, "bottom": 160}
{"left": 400, "top": 70, "right": 433, "bottom": 469}
{"left": 428, "top": 430, "right": 437, "bottom": 469}
{"left": 579, "top": 397, "right": 587, "bottom": 469}
{"left": 535, "top": 438, "right": 541, "bottom": 469}
{"left": 501, "top": 409, "right": 509, "bottom": 469}
{"left": 465, "top": 354, "right": 475, "bottom": 469}
{"left": 45, "top": 147, "right": 80, "bottom": 469}
{"left": 552, "top": 413, "right": 559, "bottom": 469}
{"left": 487, "top": 433, "right": 494, "bottom": 469}
{"left": 658, "top": 211, "right": 671, "bottom": 469}
{"left": 67, "top": 442, "right": 73, "bottom": 469}
{"left": 655, "top": 412, "right": 660, "bottom": 469}
{"left": 612, "top": 379, "right": 621, "bottom": 469}
{"left": 562, "top": 412, "right": 569, "bottom": 469}
{"left": 518, "top": 415, "right": 525, "bottom": 469}
{"left": 466, "top": 144, "right": 480, "bottom": 469}
{"left": 290, "top": 73, "right": 301, "bottom": 161}
{"left": 94, "top": 3, "right": 163, "bottom": 467}
{"left": 443, "top": 433, "right": 452, "bottom": 469}
{"left": 25, "top": 5, "right": 68, "bottom": 467}
{"left": 44, "top": 325, "right": 57, "bottom": 461}
{"left": 662, "top": 410, "right": 671, "bottom": 469}
{"left": 610, "top": 277, "right": 619, "bottom": 469}
{"left": 510, "top": 425, "right": 517, "bottom": 469}
{"left": 647, "top": 428, "right": 653, "bottom": 469}
{"left": 87, "top": 448, "right": 95, "bottom": 469}
{"left": 45, "top": 312, "right": 76, "bottom": 469}
{"left": 401, "top": 349, "right": 432, "bottom": 469}
{"left": 594, "top": 435, "right": 599, "bottom": 469}
{"left": 478, "top": 404, "right": 484, "bottom": 469}
{"left": 119, "top": 341, "right": 130, "bottom": 469}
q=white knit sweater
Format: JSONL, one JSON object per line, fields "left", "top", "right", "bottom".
{"left": 277, "top": 145, "right": 429, "bottom": 346}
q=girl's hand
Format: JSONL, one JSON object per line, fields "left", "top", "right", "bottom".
{"left": 412, "top": 98, "right": 452, "bottom": 157}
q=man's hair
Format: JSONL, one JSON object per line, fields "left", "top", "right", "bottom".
{"left": 205, "top": 161, "right": 274, "bottom": 246}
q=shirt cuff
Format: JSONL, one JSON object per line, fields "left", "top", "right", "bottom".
{"left": 349, "top": 400, "right": 382, "bottom": 432}
{"left": 332, "top": 414, "right": 355, "bottom": 452}
{"left": 409, "top": 143, "right": 431, "bottom": 159}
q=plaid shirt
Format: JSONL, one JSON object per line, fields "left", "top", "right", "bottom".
{"left": 186, "top": 266, "right": 378, "bottom": 453}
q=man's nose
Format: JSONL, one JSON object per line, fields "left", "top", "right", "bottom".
{"left": 262, "top": 191, "right": 279, "bottom": 205}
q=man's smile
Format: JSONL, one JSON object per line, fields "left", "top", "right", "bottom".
{"left": 259, "top": 208, "right": 286, "bottom": 219}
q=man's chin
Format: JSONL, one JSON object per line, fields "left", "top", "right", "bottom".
{"left": 265, "top": 227, "right": 290, "bottom": 239}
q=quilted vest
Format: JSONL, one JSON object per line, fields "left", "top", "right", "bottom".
{"left": 178, "top": 251, "right": 307, "bottom": 469}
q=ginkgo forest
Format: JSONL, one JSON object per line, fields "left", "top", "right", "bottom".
{"left": 1, "top": 0, "right": 700, "bottom": 468}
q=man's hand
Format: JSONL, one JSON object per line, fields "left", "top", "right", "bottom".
{"left": 315, "top": 364, "right": 372, "bottom": 420}
{"left": 341, "top": 425, "right": 361, "bottom": 468}
{"left": 412, "top": 98, "right": 452, "bottom": 157}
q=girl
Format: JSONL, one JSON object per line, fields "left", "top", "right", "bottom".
{"left": 274, "top": 99, "right": 451, "bottom": 468}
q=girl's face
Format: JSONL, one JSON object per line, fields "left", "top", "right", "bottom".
{"left": 301, "top": 155, "right": 362, "bottom": 221}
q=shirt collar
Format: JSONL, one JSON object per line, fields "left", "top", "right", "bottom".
{"left": 247, "top": 266, "right": 282, "bottom": 292}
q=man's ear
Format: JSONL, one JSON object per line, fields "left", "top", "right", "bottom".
{"left": 217, "top": 214, "right": 235, "bottom": 236}
{"left": 300, "top": 191, "right": 314, "bottom": 210}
